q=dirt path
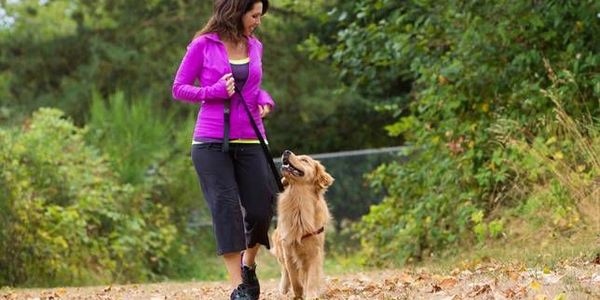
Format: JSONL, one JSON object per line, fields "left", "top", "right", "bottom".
{"left": 2, "top": 259, "right": 599, "bottom": 299}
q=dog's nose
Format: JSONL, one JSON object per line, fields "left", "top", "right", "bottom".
{"left": 283, "top": 150, "right": 291, "bottom": 156}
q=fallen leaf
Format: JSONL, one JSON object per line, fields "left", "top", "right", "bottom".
{"left": 553, "top": 293, "right": 567, "bottom": 300}
{"left": 459, "top": 269, "right": 473, "bottom": 279}
{"left": 530, "top": 280, "right": 541, "bottom": 290}
{"left": 363, "top": 283, "right": 378, "bottom": 292}
{"left": 439, "top": 295, "right": 461, "bottom": 300}
{"left": 55, "top": 289, "right": 67, "bottom": 296}
{"left": 431, "top": 274, "right": 444, "bottom": 282}
{"left": 431, "top": 283, "right": 442, "bottom": 293}
{"left": 439, "top": 277, "right": 458, "bottom": 289}
{"left": 507, "top": 270, "right": 520, "bottom": 281}
{"left": 542, "top": 273, "right": 563, "bottom": 285}
{"left": 503, "top": 285, "right": 528, "bottom": 299}
{"left": 543, "top": 266, "right": 551, "bottom": 274}
{"left": 416, "top": 271, "right": 432, "bottom": 281}
{"left": 467, "top": 284, "right": 491, "bottom": 297}
{"left": 503, "top": 288, "right": 516, "bottom": 298}
{"left": 399, "top": 273, "right": 415, "bottom": 284}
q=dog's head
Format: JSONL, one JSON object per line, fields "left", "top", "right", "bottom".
{"left": 281, "top": 150, "right": 334, "bottom": 190}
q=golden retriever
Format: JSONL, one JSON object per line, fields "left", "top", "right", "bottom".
{"left": 271, "top": 150, "right": 334, "bottom": 299}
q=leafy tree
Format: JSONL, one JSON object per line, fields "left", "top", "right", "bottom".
{"left": 307, "top": 0, "right": 600, "bottom": 263}
{"left": 0, "top": 0, "right": 213, "bottom": 119}
{"left": 0, "top": 0, "right": 398, "bottom": 154}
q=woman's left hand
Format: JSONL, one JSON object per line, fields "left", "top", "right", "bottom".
{"left": 259, "top": 104, "right": 271, "bottom": 118}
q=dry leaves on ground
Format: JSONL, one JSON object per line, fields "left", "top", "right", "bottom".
{"left": 2, "top": 257, "right": 599, "bottom": 299}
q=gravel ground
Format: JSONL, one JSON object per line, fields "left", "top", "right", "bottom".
{"left": 2, "top": 259, "right": 600, "bottom": 299}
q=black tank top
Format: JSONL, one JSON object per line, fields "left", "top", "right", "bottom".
{"left": 230, "top": 59, "right": 249, "bottom": 90}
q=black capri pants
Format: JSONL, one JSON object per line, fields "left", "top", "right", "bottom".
{"left": 191, "top": 142, "right": 275, "bottom": 255}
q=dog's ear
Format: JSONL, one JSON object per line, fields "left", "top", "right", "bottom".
{"left": 315, "top": 161, "right": 334, "bottom": 190}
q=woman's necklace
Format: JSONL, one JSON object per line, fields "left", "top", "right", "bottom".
{"left": 236, "top": 40, "right": 246, "bottom": 50}
{"left": 225, "top": 39, "right": 247, "bottom": 56}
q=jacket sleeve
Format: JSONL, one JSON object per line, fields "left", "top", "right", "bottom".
{"left": 257, "top": 89, "right": 275, "bottom": 108}
{"left": 254, "top": 39, "right": 276, "bottom": 109}
{"left": 172, "top": 38, "right": 229, "bottom": 103}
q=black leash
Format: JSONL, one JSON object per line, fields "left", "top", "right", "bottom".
{"left": 222, "top": 99, "right": 231, "bottom": 153}
{"left": 233, "top": 87, "right": 283, "bottom": 192}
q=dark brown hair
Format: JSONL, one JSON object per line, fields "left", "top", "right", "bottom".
{"left": 194, "top": 0, "right": 269, "bottom": 42}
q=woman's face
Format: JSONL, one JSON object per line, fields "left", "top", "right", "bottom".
{"left": 242, "top": 2, "right": 263, "bottom": 36}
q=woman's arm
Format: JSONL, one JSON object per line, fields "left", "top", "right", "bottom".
{"left": 257, "top": 89, "right": 275, "bottom": 108}
{"left": 172, "top": 39, "right": 229, "bottom": 103}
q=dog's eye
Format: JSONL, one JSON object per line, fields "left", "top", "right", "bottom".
{"left": 301, "top": 158, "right": 308, "bottom": 162}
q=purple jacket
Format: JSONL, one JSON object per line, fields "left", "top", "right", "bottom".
{"left": 172, "top": 33, "right": 275, "bottom": 140}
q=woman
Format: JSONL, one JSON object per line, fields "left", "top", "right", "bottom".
{"left": 171, "top": 1, "right": 274, "bottom": 299}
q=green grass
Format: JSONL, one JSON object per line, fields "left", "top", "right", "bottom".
{"left": 416, "top": 225, "right": 599, "bottom": 276}
{"left": 253, "top": 233, "right": 370, "bottom": 281}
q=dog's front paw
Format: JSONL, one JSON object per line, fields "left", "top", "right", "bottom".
{"left": 279, "top": 283, "right": 289, "bottom": 295}
{"left": 279, "top": 277, "right": 290, "bottom": 295}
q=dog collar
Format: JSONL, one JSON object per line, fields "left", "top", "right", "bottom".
{"left": 301, "top": 227, "right": 324, "bottom": 240}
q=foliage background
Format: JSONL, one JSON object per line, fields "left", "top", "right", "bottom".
{"left": 303, "top": 0, "right": 599, "bottom": 265}
{"left": 1, "top": 0, "right": 598, "bottom": 287}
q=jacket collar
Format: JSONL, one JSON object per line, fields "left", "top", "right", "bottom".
{"left": 204, "top": 32, "right": 258, "bottom": 47}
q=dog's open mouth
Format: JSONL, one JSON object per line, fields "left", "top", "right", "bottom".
{"left": 281, "top": 150, "right": 304, "bottom": 177}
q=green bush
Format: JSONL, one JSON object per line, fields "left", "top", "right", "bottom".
{"left": 86, "top": 90, "right": 173, "bottom": 185}
{"left": 85, "top": 90, "right": 224, "bottom": 281}
{"left": 0, "top": 108, "right": 177, "bottom": 286}
{"left": 307, "top": 0, "right": 600, "bottom": 264}
{"left": 502, "top": 86, "right": 599, "bottom": 236}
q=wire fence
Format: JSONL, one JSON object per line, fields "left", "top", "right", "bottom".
{"left": 188, "top": 146, "right": 408, "bottom": 230}
{"left": 276, "top": 147, "right": 408, "bottom": 229}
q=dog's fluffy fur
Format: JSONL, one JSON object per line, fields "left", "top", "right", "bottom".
{"left": 271, "top": 150, "right": 334, "bottom": 299}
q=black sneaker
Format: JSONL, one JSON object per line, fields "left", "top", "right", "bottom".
{"left": 230, "top": 283, "right": 253, "bottom": 300}
{"left": 241, "top": 264, "right": 259, "bottom": 299}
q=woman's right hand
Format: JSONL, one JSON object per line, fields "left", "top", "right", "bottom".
{"left": 221, "top": 73, "right": 235, "bottom": 97}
